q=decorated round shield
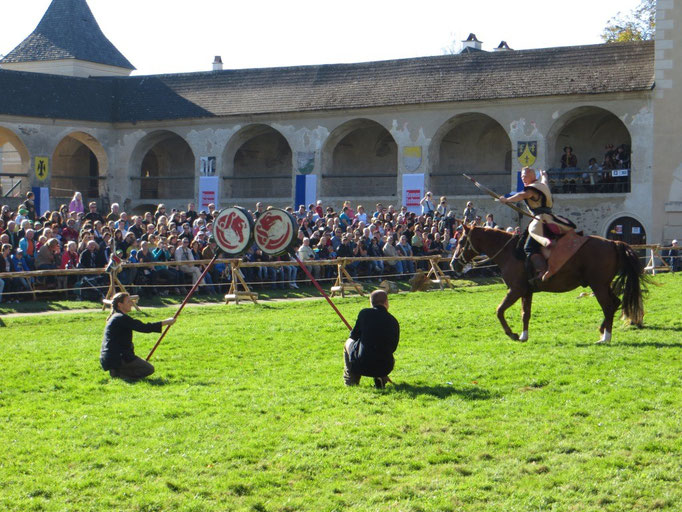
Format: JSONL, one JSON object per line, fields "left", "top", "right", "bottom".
{"left": 212, "top": 207, "right": 254, "bottom": 256}
{"left": 254, "top": 208, "right": 298, "bottom": 256}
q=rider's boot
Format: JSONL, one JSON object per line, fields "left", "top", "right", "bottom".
{"left": 528, "top": 253, "right": 548, "bottom": 287}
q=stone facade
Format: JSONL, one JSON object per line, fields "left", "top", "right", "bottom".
{"left": 1, "top": 0, "right": 679, "bottom": 244}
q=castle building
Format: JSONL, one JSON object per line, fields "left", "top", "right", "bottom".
{"left": 1, "top": 0, "right": 680, "bottom": 244}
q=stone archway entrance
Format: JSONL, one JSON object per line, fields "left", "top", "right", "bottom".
{"left": 0, "top": 127, "right": 30, "bottom": 198}
{"left": 132, "top": 131, "right": 195, "bottom": 200}
{"left": 222, "top": 125, "right": 292, "bottom": 201}
{"left": 321, "top": 119, "right": 397, "bottom": 198}
{"left": 51, "top": 132, "right": 108, "bottom": 201}
{"left": 430, "top": 113, "right": 511, "bottom": 197}
{"left": 606, "top": 216, "right": 646, "bottom": 245}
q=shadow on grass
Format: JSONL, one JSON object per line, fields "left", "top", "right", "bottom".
{"left": 114, "top": 377, "right": 171, "bottom": 386}
{"left": 637, "top": 325, "right": 682, "bottom": 333}
{"left": 611, "top": 341, "right": 682, "bottom": 349}
{"left": 393, "top": 383, "right": 495, "bottom": 400}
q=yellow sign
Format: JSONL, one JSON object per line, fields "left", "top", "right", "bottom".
{"left": 34, "top": 157, "right": 49, "bottom": 181}
{"left": 517, "top": 141, "right": 537, "bottom": 167}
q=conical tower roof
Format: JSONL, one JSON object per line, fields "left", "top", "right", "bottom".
{"left": 1, "top": 0, "right": 134, "bottom": 70}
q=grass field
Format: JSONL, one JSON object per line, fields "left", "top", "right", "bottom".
{"left": 0, "top": 274, "right": 680, "bottom": 512}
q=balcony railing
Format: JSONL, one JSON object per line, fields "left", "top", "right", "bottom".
{"left": 547, "top": 168, "right": 630, "bottom": 194}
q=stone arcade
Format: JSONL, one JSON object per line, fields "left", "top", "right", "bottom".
{"left": 1, "top": 0, "right": 680, "bottom": 244}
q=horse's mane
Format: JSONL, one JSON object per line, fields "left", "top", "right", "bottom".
{"left": 471, "top": 226, "right": 525, "bottom": 260}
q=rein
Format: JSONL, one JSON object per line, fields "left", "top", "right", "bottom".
{"left": 456, "top": 231, "right": 517, "bottom": 268}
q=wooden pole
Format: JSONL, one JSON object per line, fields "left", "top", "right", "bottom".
{"left": 146, "top": 254, "right": 218, "bottom": 361}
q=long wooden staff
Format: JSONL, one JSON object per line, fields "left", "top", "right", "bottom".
{"left": 462, "top": 173, "right": 542, "bottom": 222}
{"left": 291, "top": 253, "right": 353, "bottom": 331}
{"left": 146, "top": 254, "right": 218, "bottom": 361}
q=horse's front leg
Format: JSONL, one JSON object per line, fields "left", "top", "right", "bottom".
{"left": 497, "top": 289, "right": 523, "bottom": 341}
{"left": 519, "top": 292, "right": 533, "bottom": 342}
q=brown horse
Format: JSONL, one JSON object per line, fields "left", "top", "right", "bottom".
{"left": 451, "top": 226, "right": 646, "bottom": 343}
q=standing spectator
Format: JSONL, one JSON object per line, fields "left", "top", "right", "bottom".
{"left": 69, "top": 191, "right": 84, "bottom": 214}
{"left": 561, "top": 146, "right": 578, "bottom": 168}
{"left": 21, "top": 191, "right": 37, "bottom": 223}
{"left": 664, "top": 239, "right": 680, "bottom": 272}
{"left": 420, "top": 192, "right": 435, "bottom": 217}
{"left": 462, "top": 201, "right": 477, "bottom": 224}
{"left": 436, "top": 196, "right": 448, "bottom": 218}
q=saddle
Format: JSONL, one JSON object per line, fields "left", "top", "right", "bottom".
{"left": 539, "top": 228, "right": 588, "bottom": 281}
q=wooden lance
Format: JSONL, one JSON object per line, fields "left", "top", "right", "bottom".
{"left": 146, "top": 254, "right": 218, "bottom": 361}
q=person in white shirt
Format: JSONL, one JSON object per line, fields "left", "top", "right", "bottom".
{"left": 174, "top": 238, "right": 202, "bottom": 285}
{"left": 420, "top": 192, "right": 435, "bottom": 217}
{"left": 297, "top": 237, "right": 320, "bottom": 279}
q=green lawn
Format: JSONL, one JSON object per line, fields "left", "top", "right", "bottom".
{"left": 0, "top": 274, "right": 680, "bottom": 512}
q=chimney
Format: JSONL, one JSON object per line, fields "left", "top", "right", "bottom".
{"left": 494, "top": 41, "right": 513, "bottom": 51}
{"left": 212, "top": 56, "right": 223, "bottom": 71}
{"left": 460, "top": 33, "right": 483, "bottom": 52}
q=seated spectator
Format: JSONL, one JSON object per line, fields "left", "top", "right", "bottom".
{"left": 462, "top": 202, "right": 476, "bottom": 224}
{"left": 382, "top": 234, "right": 404, "bottom": 277}
{"left": 174, "top": 237, "right": 203, "bottom": 287}
{"left": 483, "top": 213, "right": 497, "bottom": 229}
{"left": 152, "top": 239, "right": 182, "bottom": 294}
{"left": 297, "top": 237, "right": 320, "bottom": 280}
{"left": 35, "top": 238, "right": 60, "bottom": 270}
{"left": 1, "top": 243, "right": 27, "bottom": 302}
{"left": 11, "top": 247, "right": 32, "bottom": 294}
{"left": 61, "top": 218, "right": 79, "bottom": 243}
{"left": 19, "top": 229, "right": 37, "bottom": 269}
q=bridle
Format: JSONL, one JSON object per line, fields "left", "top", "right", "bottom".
{"left": 454, "top": 229, "right": 517, "bottom": 268}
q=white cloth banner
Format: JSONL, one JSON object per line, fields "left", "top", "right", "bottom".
{"left": 402, "top": 173, "right": 424, "bottom": 214}
{"left": 198, "top": 176, "right": 219, "bottom": 210}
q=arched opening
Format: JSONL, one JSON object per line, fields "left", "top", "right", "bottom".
{"left": 222, "top": 125, "right": 292, "bottom": 200}
{"left": 321, "top": 119, "right": 397, "bottom": 198}
{"left": 52, "top": 132, "right": 107, "bottom": 201}
{"left": 430, "top": 113, "right": 511, "bottom": 196}
{"left": 0, "top": 127, "right": 30, "bottom": 198}
{"left": 547, "top": 107, "right": 632, "bottom": 194}
{"left": 131, "top": 131, "right": 195, "bottom": 200}
{"left": 606, "top": 216, "right": 646, "bottom": 245}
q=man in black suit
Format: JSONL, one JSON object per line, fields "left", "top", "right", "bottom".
{"left": 343, "top": 289, "right": 400, "bottom": 389}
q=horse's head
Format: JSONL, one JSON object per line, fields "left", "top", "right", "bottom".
{"left": 451, "top": 223, "right": 479, "bottom": 272}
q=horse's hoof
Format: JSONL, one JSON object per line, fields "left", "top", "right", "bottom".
{"left": 508, "top": 333, "right": 520, "bottom": 341}
{"left": 519, "top": 330, "right": 529, "bottom": 342}
{"left": 595, "top": 339, "right": 609, "bottom": 345}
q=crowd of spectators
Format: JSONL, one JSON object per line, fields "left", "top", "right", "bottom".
{"left": 0, "top": 189, "right": 517, "bottom": 303}
{"left": 552, "top": 143, "right": 631, "bottom": 193}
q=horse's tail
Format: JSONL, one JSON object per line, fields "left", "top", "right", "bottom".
{"left": 612, "top": 241, "right": 648, "bottom": 326}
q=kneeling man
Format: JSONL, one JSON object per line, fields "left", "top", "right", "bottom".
{"left": 344, "top": 289, "right": 400, "bottom": 388}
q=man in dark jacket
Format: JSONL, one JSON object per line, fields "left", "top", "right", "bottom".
{"left": 344, "top": 289, "right": 400, "bottom": 388}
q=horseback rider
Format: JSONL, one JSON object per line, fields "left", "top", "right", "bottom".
{"left": 499, "top": 167, "right": 573, "bottom": 283}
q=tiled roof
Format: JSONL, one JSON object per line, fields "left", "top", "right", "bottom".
{"left": 1, "top": 0, "right": 134, "bottom": 70}
{"left": 0, "top": 41, "right": 654, "bottom": 123}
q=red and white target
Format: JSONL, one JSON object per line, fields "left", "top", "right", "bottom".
{"left": 212, "top": 207, "right": 254, "bottom": 256}
{"left": 254, "top": 209, "right": 298, "bottom": 255}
